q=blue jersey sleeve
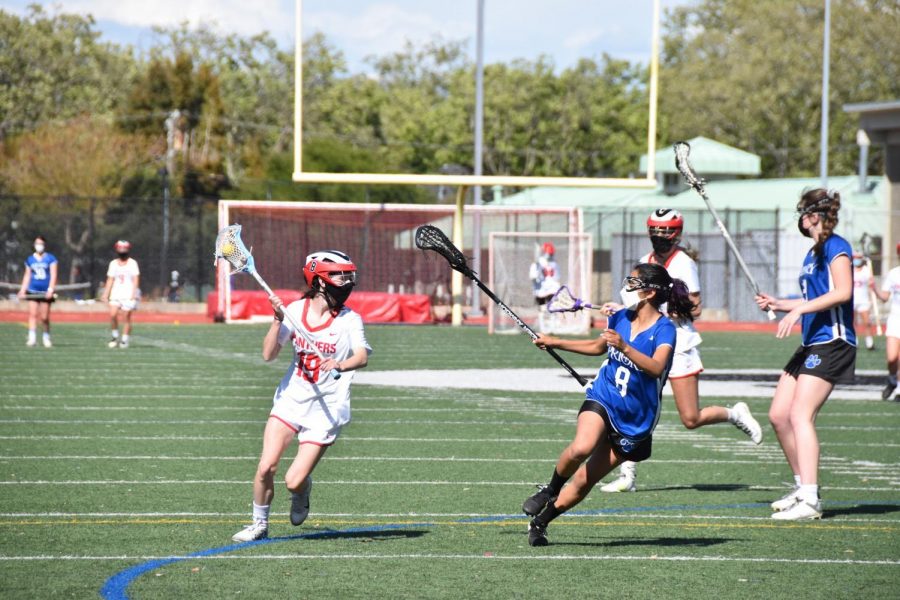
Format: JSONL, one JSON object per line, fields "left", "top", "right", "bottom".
{"left": 655, "top": 317, "right": 676, "bottom": 350}
{"left": 824, "top": 236, "right": 851, "bottom": 265}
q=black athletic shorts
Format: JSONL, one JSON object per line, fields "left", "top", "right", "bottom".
{"left": 578, "top": 400, "right": 652, "bottom": 462}
{"left": 535, "top": 295, "right": 551, "bottom": 306}
{"left": 783, "top": 339, "right": 856, "bottom": 385}
{"left": 26, "top": 295, "right": 55, "bottom": 303}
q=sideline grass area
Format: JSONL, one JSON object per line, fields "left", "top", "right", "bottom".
{"left": 0, "top": 323, "right": 897, "bottom": 599}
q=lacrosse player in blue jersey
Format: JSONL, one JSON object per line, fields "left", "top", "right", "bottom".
{"left": 522, "top": 262, "right": 695, "bottom": 546}
{"left": 17, "top": 235, "right": 58, "bottom": 347}
{"left": 755, "top": 188, "right": 855, "bottom": 521}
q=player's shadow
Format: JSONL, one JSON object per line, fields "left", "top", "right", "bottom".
{"left": 651, "top": 483, "right": 751, "bottom": 492}
{"left": 276, "top": 529, "right": 429, "bottom": 543}
{"left": 558, "top": 536, "right": 732, "bottom": 549}
{"left": 822, "top": 504, "right": 900, "bottom": 518}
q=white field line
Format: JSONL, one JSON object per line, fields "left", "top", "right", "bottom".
{"left": 1, "top": 480, "right": 897, "bottom": 491}
{"left": 0, "top": 553, "right": 896, "bottom": 565}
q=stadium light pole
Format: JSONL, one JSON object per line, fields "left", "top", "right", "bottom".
{"left": 470, "top": 0, "right": 485, "bottom": 317}
{"left": 819, "top": 0, "right": 831, "bottom": 187}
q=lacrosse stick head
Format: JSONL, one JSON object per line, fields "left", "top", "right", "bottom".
{"left": 414, "top": 225, "right": 475, "bottom": 278}
{"left": 673, "top": 141, "right": 705, "bottom": 193}
{"left": 214, "top": 224, "right": 255, "bottom": 275}
{"left": 547, "top": 285, "right": 583, "bottom": 313}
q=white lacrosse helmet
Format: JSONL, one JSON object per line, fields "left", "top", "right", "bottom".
{"left": 647, "top": 208, "right": 684, "bottom": 240}
{"left": 303, "top": 250, "right": 357, "bottom": 287}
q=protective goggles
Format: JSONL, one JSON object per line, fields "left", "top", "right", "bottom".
{"left": 647, "top": 226, "right": 681, "bottom": 239}
{"left": 321, "top": 270, "right": 357, "bottom": 287}
{"left": 623, "top": 276, "right": 667, "bottom": 292}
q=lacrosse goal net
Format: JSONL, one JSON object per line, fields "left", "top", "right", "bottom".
{"left": 488, "top": 231, "right": 593, "bottom": 335}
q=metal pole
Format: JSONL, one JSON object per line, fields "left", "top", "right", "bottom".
{"left": 470, "top": 0, "right": 485, "bottom": 316}
{"left": 819, "top": 0, "right": 831, "bottom": 186}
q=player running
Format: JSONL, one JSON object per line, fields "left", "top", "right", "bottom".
{"left": 100, "top": 240, "right": 140, "bottom": 349}
{"left": 521, "top": 263, "right": 690, "bottom": 546}
{"left": 600, "top": 209, "right": 762, "bottom": 493}
{"left": 755, "top": 188, "right": 855, "bottom": 520}
{"left": 17, "top": 235, "right": 58, "bottom": 348}
{"left": 232, "top": 250, "right": 371, "bottom": 542}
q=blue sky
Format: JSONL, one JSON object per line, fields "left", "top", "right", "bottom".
{"left": 2, "top": 1, "right": 697, "bottom": 72}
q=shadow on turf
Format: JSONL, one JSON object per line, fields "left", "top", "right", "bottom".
{"left": 823, "top": 504, "right": 900, "bottom": 518}
{"left": 649, "top": 483, "right": 751, "bottom": 492}
{"left": 272, "top": 529, "right": 430, "bottom": 543}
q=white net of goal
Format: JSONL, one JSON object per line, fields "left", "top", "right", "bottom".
{"left": 488, "top": 232, "right": 593, "bottom": 335}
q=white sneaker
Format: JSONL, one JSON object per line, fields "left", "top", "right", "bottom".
{"left": 770, "top": 487, "right": 800, "bottom": 512}
{"left": 42, "top": 337, "right": 52, "bottom": 348}
{"left": 26, "top": 338, "right": 36, "bottom": 347}
{"left": 119, "top": 339, "right": 129, "bottom": 349}
{"left": 107, "top": 338, "right": 119, "bottom": 348}
{"left": 731, "top": 402, "right": 763, "bottom": 444}
{"left": 600, "top": 462, "right": 637, "bottom": 492}
{"left": 771, "top": 498, "right": 822, "bottom": 521}
{"left": 232, "top": 521, "right": 268, "bottom": 542}
{"left": 865, "top": 336, "right": 874, "bottom": 350}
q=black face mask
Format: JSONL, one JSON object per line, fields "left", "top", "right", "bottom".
{"left": 650, "top": 236, "right": 675, "bottom": 255}
{"left": 322, "top": 281, "right": 353, "bottom": 310}
{"left": 117, "top": 252, "right": 129, "bottom": 260}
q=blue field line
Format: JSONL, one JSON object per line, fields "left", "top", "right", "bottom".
{"left": 101, "top": 499, "right": 900, "bottom": 598}
{"left": 99, "top": 523, "right": 433, "bottom": 600}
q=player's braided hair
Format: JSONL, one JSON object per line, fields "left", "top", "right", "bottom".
{"left": 798, "top": 187, "right": 840, "bottom": 256}
{"left": 633, "top": 263, "right": 695, "bottom": 322}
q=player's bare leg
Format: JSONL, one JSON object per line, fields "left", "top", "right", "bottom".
{"left": 119, "top": 310, "right": 133, "bottom": 348}
{"left": 883, "top": 336, "right": 900, "bottom": 400}
{"left": 285, "top": 443, "right": 328, "bottom": 526}
{"left": 25, "top": 301, "right": 39, "bottom": 346}
{"left": 38, "top": 301, "right": 52, "bottom": 347}
{"left": 672, "top": 375, "right": 761, "bottom": 442}
{"left": 107, "top": 305, "right": 120, "bottom": 348}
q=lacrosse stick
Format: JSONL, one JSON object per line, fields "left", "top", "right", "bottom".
{"left": 674, "top": 141, "right": 776, "bottom": 321}
{"left": 547, "top": 285, "right": 600, "bottom": 314}
{"left": 861, "top": 233, "right": 883, "bottom": 336}
{"left": 414, "top": 225, "right": 588, "bottom": 387}
{"left": 215, "top": 224, "right": 340, "bottom": 380}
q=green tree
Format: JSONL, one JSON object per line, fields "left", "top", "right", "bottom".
{"left": 660, "top": 0, "right": 900, "bottom": 177}
{"left": 0, "top": 5, "right": 135, "bottom": 141}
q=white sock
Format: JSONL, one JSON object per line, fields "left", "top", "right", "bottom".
{"left": 42, "top": 332, "right": 50, "bottom": 341}
{"left": 252, "top": 502, "right": 270, "bottom": 524}
{"left": 110, "top": 330, "right": 119, "bottom": 339}
{"left": 27, "top": 329, "right": 36, "bottom": 341}
{"left": 121, "top": 334, "right": 129, "bottom": 343}
{"left": 798, "top": 484, "right": 819, "bottom": 503}
{"left": 793, "top": 474, "right": 802, "bottom": 488}
{"left": 726, "top": 407, "right": 736, "bottom": 423}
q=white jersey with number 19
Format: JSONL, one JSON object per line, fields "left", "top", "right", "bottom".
{"left": 272, "top": 298, "right": 372, "bottom": 432}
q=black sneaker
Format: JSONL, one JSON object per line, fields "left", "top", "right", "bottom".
{"left": 290, "top": 476, "right": 312, "bottom": 526}
{"left": 522, "top": 485, "right": 556, "bottom": 516}
{"left": 882, "top": 380, "right": 896, "bottom": 400}
{"left": 528, "top": 521, "right": 549, "bottom": 547}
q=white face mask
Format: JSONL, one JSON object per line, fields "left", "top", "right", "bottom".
{"left": 34, "top": 243, "right": 45, "bottom": 253}
{"left": 619, "top": 287, "right": 643, "bottom": 310}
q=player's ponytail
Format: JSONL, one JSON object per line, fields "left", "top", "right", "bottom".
{"left": 666, "top": 279, "right": 695, "bottom": 322}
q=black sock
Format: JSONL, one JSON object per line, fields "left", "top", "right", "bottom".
{"left": 548, "top": 469, "right": 568, "bottom": 495}
{"left": 533, "top": 501, "right": 563, "bottom": 527}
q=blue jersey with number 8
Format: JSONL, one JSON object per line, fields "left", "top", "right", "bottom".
{"left": 585, "top": 309, "right": 676, "bottom": 443}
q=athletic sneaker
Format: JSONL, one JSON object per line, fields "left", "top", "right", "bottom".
{"left": 522, "top": 485, "right": 556, "bottom": 516}
{"left": 119, "top": 339, "right": 129, "bottom": 349}
{"left": 770, "top": 487, "right": 800, "bottom": 512}
{"left": 865, "top": 336, "right": 874, "bottom": 351}
{"left": 107, "top": 338, "right": 119, "bottom": 349}
{"left": 290, "top": 476, "right": 312, "bottom": 526}
{"left": 882, "top": 379, "right": 896, "bottom": 400}
{"left": 232, "top": 520, "right": 268, "bottom": 542}
{"left": 731, "top": 402, "right": 763, "bottom": 444}
{"left": 600, "top": 461, "right": 637, "bottom": 493}
{"left": 771, "top": 498, "right": 822, "bottom": 521}
{"left": 527, "top": 521, "right": 549, "bottom": 547}
{"left": 42, "top": 337, "right": 52, "bottom": 348}
{"left": 26, "top": 338, "right": 36, "bottom": 347}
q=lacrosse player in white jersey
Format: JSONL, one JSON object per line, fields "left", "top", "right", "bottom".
{"left": 100, "top": 240, "right": 140, "bottom": 349}
{"left": 871, "top": 242, "right": 900, "bottom": 400}
{"left": 599, "top": 209, "right": 762, "bottom": 492}
{"left": 232, "top": 250, "right": 371, "bottom": 542}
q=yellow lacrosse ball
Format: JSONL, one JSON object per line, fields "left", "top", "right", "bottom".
{"left": 221, "top": 242, "right": 235, "bottom": 255}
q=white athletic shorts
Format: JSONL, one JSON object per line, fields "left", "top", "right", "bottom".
{"left": 855, "top": 300, "right": 871, "bottom": 313}
{"left": 110, "top": 298, "right": 138, "bottom": 311}
{"left": 886, "top": 314, "right": 900, "bottom": 339}
{"left": 269, "top": 404, "right": 342, "bottom": 446}
{"left": 670, "top": 345, "right": 704, "bottom": 379}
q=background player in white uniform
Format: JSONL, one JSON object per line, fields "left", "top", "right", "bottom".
{"left": 17, "top": 235, "right": 58, "bottom": 347}
{"left": 755, "top": 188, "right": 855, "bottom": 520}
{"left": 871, "top": 242, "right": 900, "bottom": 400}
{"left": 520, "top": 263, "right": 686, "bottom": 546}
{"left": 233, "top": 250, "right": 371, "bottom": 542}
{"left": 600, "top": 209, "right": 762, "bottom": 492}
{"left": 852, "top": 251, "right": 876, "bottom": 350}
{"left": 100, "top": 240, "right": 140, "bottom": 349}
{"left": 529, "top": 242, "right": 562, "bottom": 333}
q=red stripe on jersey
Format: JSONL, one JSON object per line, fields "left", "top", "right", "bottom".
{"left": 302, "top": 298, "right": 335, "bottom": 332}
{"left": 647, "top": 248, "right": 682, "bottom": 270}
